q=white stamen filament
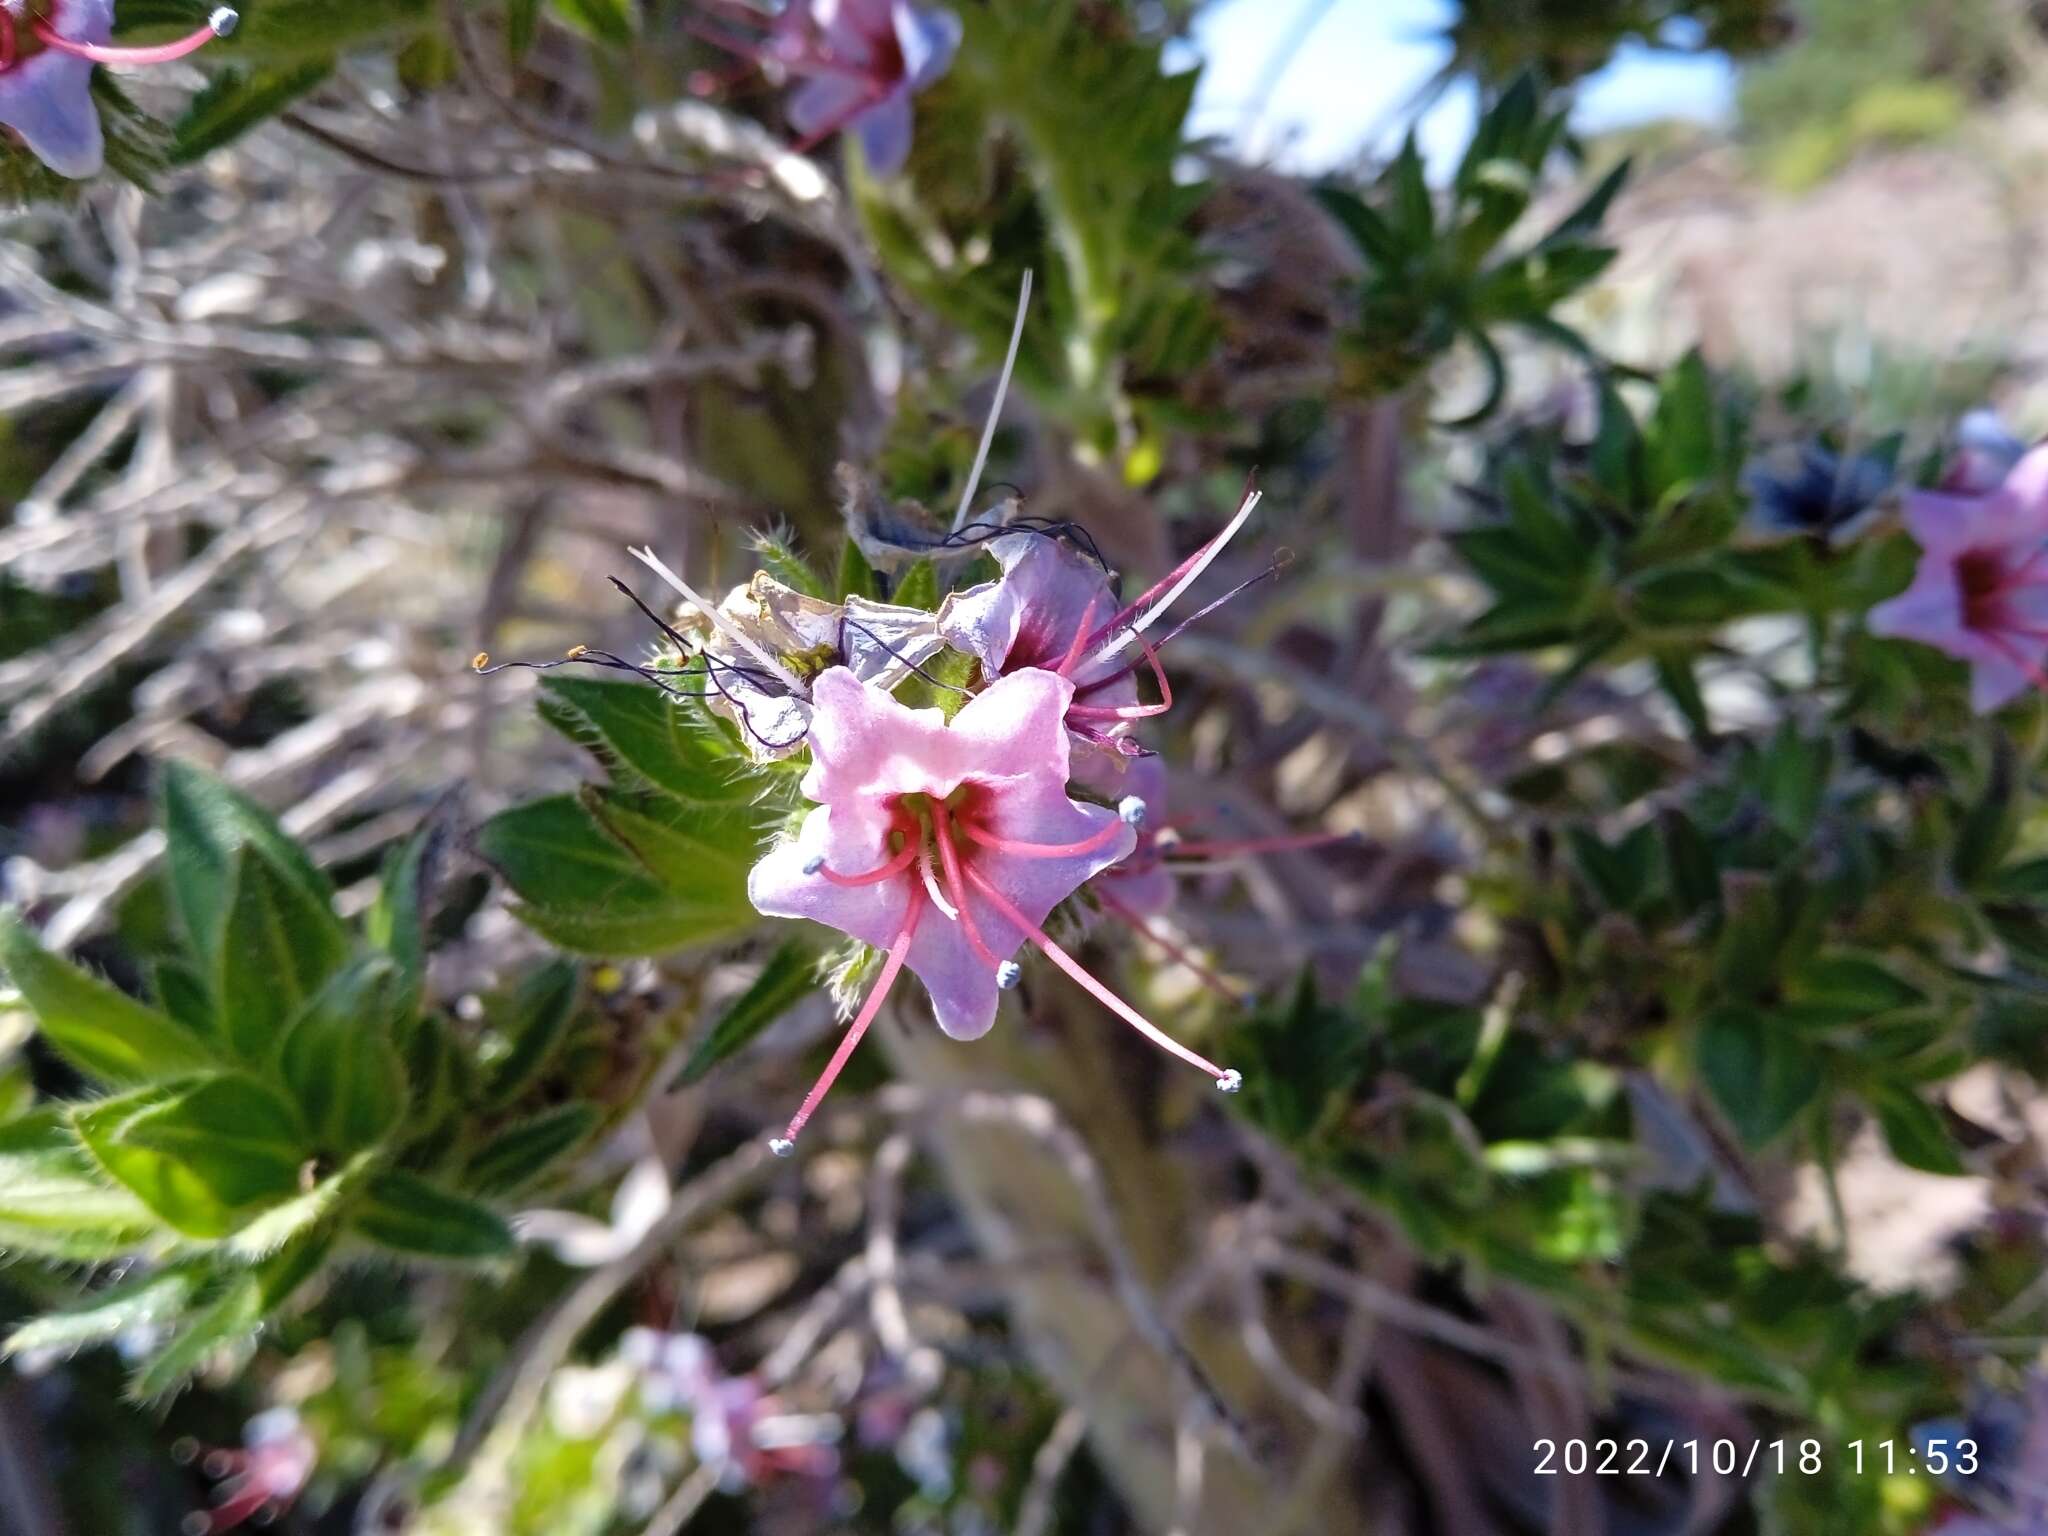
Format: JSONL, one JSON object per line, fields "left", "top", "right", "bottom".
{"left": 918, "top": 839, "right": 958, "bottom": 920}
{"left": 1077, "top": 488, "right": 1263, "bottom": 677}
{"left": 628, "top": 545, "right": 809, "bottom": 696}
{"left": 950, "top": 269, "right": 1032, "bottom": 533}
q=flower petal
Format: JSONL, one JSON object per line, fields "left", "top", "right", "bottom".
{"left": 0, "top": 53, "right": 103, "bottom": 180}
{"left": 895, "top": 1, "right": 962, "bottom": 88}
{"left": 786, "top": 72, "right": 873, "bottom": 138}
{"left": 850, "top": 88, "right": 914, "bottom": 176}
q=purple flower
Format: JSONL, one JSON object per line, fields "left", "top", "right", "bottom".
{"left": 747, "top": 664, "right": 1240, "bottom": 1152}
{"left": 1868, "top": 446, "right": 2048, "bottom": 713}
{"left": 0, "top": 0, "right": 236, "bottom": 180}
{"left": 773, "top": 0, "right": 961, "bottom": 175}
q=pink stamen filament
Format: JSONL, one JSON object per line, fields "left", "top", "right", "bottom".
{"left": 930, "top": 801, "right": 1004, "bottom": 969}
{"left": 1068, "top": 631, "right": 1173, "bottom": 721}
{"left": 1055, "top": 595, "right": 1102, "bottom": 679}
{"left": 776, "top": 887, "right": 925, "bottom": 1151}
{"left": 1072, "top": 486, "right": 1262, "bottom": 677}
{"left": 956, "top": 812, "right": 1130, "bottom": 860}
{"left": 34, "top": 9, "right": 237, "bottom": 65}
{"left": 1978, "top": 629, "right": 2048, "bottom": 695}
{"left": 1095, "top": 884, "right": 1248, "bottom": 1004}
{"left": 1990, "top": 540, "right": 2048, "bottom": 601}
{"left": 819, "top": 832, "right": 919, "bottom": 887}
{"left": 960, "top": 860, "right": 1237, "bottom": 1086}
{"left": 0, "top": 10, "right": 15, "bottom": 69}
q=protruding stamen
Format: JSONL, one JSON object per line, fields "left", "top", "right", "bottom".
{"left": 930, "top": 801, "right": 1003, "bottom": 969}
{"left": 1073, "top": 485, "right": 1263, "bottom": 677}
{"left": 471, "top": 651, "right": 490, "bottom": 671}
{"left": 34, "top": 9, "right": 237, "bottom": 64}
{"left": 1096, "top": 884, "right": 1248, "bottom": 1004}
{"left": 776, "top": 888, "right": 925, "bottom": 1151}
{"left": 768, "top": 1137, "right": 795, "bottom": 1157}
{"left": 961, "top": 862, "right": 1238, "bottom": 1088}
{"left": 1217, "top": 1069, "right": 1242, "bottom": 1094}
{"left": 1117, "top": 796, "right": 1148, "bottom": 828}
{"left": 996, "top": 960, "right": 1022, "bottom": 990}
{"left": 1069, "top": 630, "right": 1173, "bottom": 721}
{"left": 816, "top": 839, "right": 919, "bottom": 888}
{"left": 955, "top": 814, "right": 1131, "bottom": 861}
{"left": 1055, "top": 594, "right": 1102, "bottom": 679}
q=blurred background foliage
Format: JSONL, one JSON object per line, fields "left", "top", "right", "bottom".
{"left": 6, "top": 1, "right": 2048, "bottom": 1535}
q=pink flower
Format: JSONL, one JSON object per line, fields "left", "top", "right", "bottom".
{"left": 1869, "top": 446, "right": 2048, "bottom": 713}
{"left": 689, "top": 0, "right": 960, "bottom": 176}
{"left": 0, "top": 0, "right": 236, "bottom": 180}
{"left": 748, "top": 664, "right": 1241, "bottom": 1152}
{"left": 936, "top": 489, "right": 1270, "bottom": 758}
{"left": 179, "top": 1408, "right": 316, "bottom": 1535}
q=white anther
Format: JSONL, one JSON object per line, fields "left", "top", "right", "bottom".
{"left": 1118, "top": 795, "right": 1148, "bottom": 827}
{"left": 209, "top": 7, "right": 238, "bottom": 34}
{"left": 996, "top": 960, "right": 1022, "bottom": 991}
{"left": 768, "top": 1137, "right": 796, "bottom": 1158}
{"left": 1216, "top": 1069, "right": 1242, "bottom": 1094}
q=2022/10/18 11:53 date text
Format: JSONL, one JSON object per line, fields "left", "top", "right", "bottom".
{"left": 1532, "top": 1439, "right": 1981, "bottom": 1477}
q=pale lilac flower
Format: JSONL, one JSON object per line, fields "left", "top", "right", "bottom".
{"left": 1948, "top": 410, "right": 2029, "bottom": 495}
{"left": 1869, "top": 446, "right": 2048, "bottom": 713}
{"left": 0, "top": 0, "right": 236, "bottom": 180}
{"left": 936, "top": 489, "right": 1269, "bottom": 759}
{"left": 179, "top": 1408, "right": 316, "bottom": 1535}
{"left": 774, "top": 0, "right": 961, "bottom": 175}
{"left": 748, "top": 664, "right": 1241, "bottom": 1152}
{"left": 619, "top": 1329, "right": 840, "bottom": 1487}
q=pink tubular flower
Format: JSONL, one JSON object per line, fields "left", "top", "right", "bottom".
{"left": 620, "top": 1329, "right": 841, "bottom": 1488}
{"left": 748, "top": 664, "right": 1241, "bottom": 1153}
{"left": 178, "top": 1408, "right": 316, "bottom": 1536}
{"left": 1869, "top": 446, "right": 2048, "bottom": 713}
{"left": 0, "top": 0, "right": 236, "bottom": 179}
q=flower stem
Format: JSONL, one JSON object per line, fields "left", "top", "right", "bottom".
{"left": 35, "top": 9, "right": 237, "bottom": 65}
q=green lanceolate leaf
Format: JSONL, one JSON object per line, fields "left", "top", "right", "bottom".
{"left": 353, "top": 1170, "right": 514, "bottom": 1260}
{"left": 1871, "top": 1085, "right": 1966, "bottom": 1176}
{"left": 1696, "top": 1006, "right": 1822, "bottom": 1148}
{"left": 892, "top": 558, "right": 940, "bottom": 612}
{"left": 674, "top": 938, "right": 820, "bottom": 1087}
{"left": 170, "top": 59, "right": 333, "bottom": 163}
{"left": 486, "top": 960, "right": 580, "bottom": 1106}
{"left": 4, "top": 1263, "right": 205, "bottom": 1360}
{"left": 74, "top": 1076, "right": 307, "bottom": 1239}
{"left": 465, "top": 1103, "right": 601, "bottom": 1195}
{"left": 506, "top": 0, "right": 541, "bottom": 58}
{"left": 277, "top": 958, "right": 406, "bottom": 1157}
{"left": 127, "top": 1271, "right": 265, "bottom": 1403}
{"left": 548, "top": 0, "right": 634, "bottom": 47}
{"left": 1, "top": 911, "right": 215, "bottom": 1085}
{"left": 538, "top": 674, "right": 755, "bottom": 802}
{"left": 364, "top": 800, "right": 452, "bottom": 1024}
{"left": 0, "top": 1110, "right": 159, "bottom": 1260}
{"left": 216, "top": 851, "right": 348, "bottom": 1062}
{"left": 479, "top": 794, "right": 760, "bottom": 957}
{"left": 160, "top": 762, "right": 343, "bottom": 973}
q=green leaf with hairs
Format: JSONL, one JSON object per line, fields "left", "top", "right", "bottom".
{"left": 1, "top": 911, "right": 214, "bottom": 1085}
{"left": 353, "top": 1170, "right": 514, "bottom": 1260}
{"left": 170, "top": 60, "right": 334, "bottom": 163}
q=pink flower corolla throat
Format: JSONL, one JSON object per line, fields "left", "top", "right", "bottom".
{"left": 1870, "top": 445, "right": 2048, "bottom": 713}
{"left": 748, "top": 665, "right": 1242, "bottom": 1155}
